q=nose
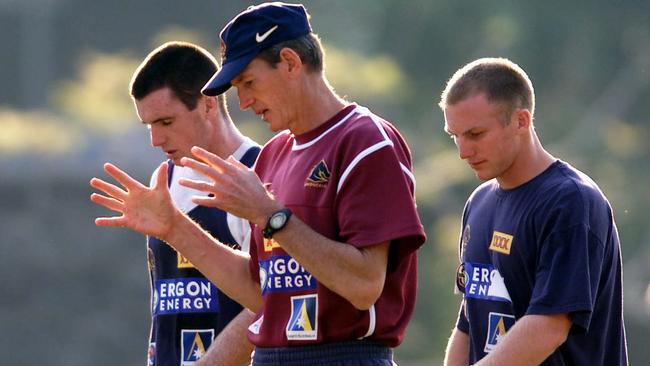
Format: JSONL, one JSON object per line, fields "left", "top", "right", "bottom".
{"left": 150, "top": 125, "right": 165, "bottom": 147}
{"left": 456, "top": 138, "right": 475, "bottom": 160}
{"left": 237, "top": 88, "right": 254, "bottom": 110}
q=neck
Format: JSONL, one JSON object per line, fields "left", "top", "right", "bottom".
{"left": 497, "top": 132, "right": 556, "bottom": 189}
{"left": 207, "top": 112, "right": 246, "bottom": 159}
{"left": 289, "top": 73, "right": 347, "bottom": 135}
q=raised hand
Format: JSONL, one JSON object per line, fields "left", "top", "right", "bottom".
{"left": 90, "top": 162, "right": 179, "bottom": 240}
{"left": 179, "top": 146, "right": 282, "bottom": 228}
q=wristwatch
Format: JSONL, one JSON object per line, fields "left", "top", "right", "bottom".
{"left": 262, "top": 208, "right": 293, "bottom": 239}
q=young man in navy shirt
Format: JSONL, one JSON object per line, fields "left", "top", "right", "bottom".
{"left": 128, "top": 41, "right": 260, "bottom": 366}
{"left": 439, "top": 57, "right": 628, "bottom": 366}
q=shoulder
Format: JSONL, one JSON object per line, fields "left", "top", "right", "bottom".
{"left": 342, "top": 107, "right": 406, "bottom": 144}
{"left": 542, "top": 161, "right": 610, "bottom": 210}
{"left": 534, "top": 161, "right": 614, "bottom": 231}
{"left": 467, "top": 180, "right": 498, "bottom": 204}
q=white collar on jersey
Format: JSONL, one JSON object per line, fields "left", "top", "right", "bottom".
{"left": 292, "top": 106, "right": 364, "bottom": 151}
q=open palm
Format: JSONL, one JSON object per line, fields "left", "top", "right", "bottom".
{"left": 90, "top": 162, "right": 177, "bottom": 240}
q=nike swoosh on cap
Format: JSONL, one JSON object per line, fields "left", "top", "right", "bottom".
{"left": 256, "top": 25, "right": 279, "bottom": 43}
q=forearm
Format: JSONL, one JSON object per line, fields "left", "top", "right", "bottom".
{"left": 271, "top": 215, "right": 388, "bottom": 310}
{"left": 195, "top": 309, "right": 256, "bottom": 366}
{"left": 474, "top": 314, "right": 571, "bottom": 366}
{"left": 444, "top": 328, "right": 469, "bottom": 366}
{"left": 165, "top": 210, "right": 262, "bottom": 311}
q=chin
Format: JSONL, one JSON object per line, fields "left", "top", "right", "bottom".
{"left": 474, "top": 170, "right": 496, "bottom": 182}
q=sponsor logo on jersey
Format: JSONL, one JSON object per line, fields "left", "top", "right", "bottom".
{"left": 305, "top": 160, "right": 331, "bottom": 188}
{"left": 248, "top": 315, "right": 264, "bottom": 335}
{"left": 259, "top": 255, "right": 316, "bottom": 294}
{"left": 263, "top": 237, "right": 282, "bottom": 252}
{"left": 489, "top": 231, "right": 513, "bottom": 255}
{"left": 153, "top": 278, "right": 219, "bottom": 315}
{"left": 286, "top": 294, "right": 318, "bottom": 340}
{"left": 484, "top": 312, "right": 515, "bottom": 353}
{"left": 177, "top": 252, "right": 195, "bottom": 268}
{"left": 181, "top": 329, "right": 214, "bottom": 365}
{"left": 461, "top": 262, "right": 512, "bottom": 303}
{"left": 147, "top": 342, "right": 155, "bottom": 366}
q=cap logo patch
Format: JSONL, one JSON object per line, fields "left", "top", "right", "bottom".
{"left": 256, "top": 25, "right": 278, "bottom": 43}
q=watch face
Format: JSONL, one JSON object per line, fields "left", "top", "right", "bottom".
{"left": 270, "top": 212, "right": 286, "bottom": 229}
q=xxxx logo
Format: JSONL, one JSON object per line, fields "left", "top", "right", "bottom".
{"left": 489, "top": 231, "right": 513, "bottom": 255}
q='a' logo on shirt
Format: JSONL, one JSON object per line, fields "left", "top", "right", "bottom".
{"left": 181, "top": 329, "right": 214, "bottom": 365}
{"left": 489, "top": 231, "right": 513, "bottom": 255}
{"left": 484, "top": 312, "right": 515, "bottom": 353}
{"left": 286, "top": 294, "right": 318, "bottom": 340}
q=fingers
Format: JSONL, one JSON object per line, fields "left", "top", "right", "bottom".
{"left": 178, "top": 177, "right": 215, "bottom": 193}
{"left": 190, "top": 146, "right": 231, "bottom": 172}
{"left": 94, "top": 216, "right": 127, "bottom": 227}
{"left": 90, "top": 177, "right": 127, "bottom": 201}
{"left": 180, "top": 156, "right": 222, "bottom": 179}
{"left": 90, "top": 192, "right": 124, "bottom": 213}
{"left": 191, "top": 196, "right": 222, "bottom": 208}
{"left": 153, "top": 162, "right": 169, "bottom": 190}
{"left": 103, "top": 163, "right": 145, "bottom": 191}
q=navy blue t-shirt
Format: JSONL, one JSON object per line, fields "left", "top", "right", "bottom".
{"left": 454, "top": 160, "right": 627, "bottom": 365}
{"left": 147, "top": 143, "right": 260, "bottom": 366}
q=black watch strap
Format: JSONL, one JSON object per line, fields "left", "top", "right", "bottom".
{"left": 262, "top": 208, "right": 293, "bottom": 239}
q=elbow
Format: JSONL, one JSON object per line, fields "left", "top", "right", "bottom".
{"left": 348, "top": 280, "right": 384, "bottom": 311}
{"left": 542, "top": 314, "right": 572, "bottom": 350}
{"left": 549, "top": 327, "right": 570, "bottom": 349}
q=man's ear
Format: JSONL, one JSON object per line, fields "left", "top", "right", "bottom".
{"left": 203, "top": 95, "right": 217, "bottom": 115}
{"left": 513, "top": 108, "right": 532, "bottom": 130}
{"left": 278, "top": 47, "right": 303, "bottom": 77}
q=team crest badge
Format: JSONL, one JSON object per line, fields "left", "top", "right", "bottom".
{"left": 305, "top": 160, "right": 330, "bottom": 188}
{"left": 286, "top": 294, "right": 318, "bottom": 340}
{"left": 181, "top": 329, "right": 214, "bottom": 365}
{"left": 484, "top": 312, "right": 515, "bottom": 352}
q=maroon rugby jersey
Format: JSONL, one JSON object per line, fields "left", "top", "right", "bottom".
{"left": 247, "top": 104, "right": 426, "bottom": 347}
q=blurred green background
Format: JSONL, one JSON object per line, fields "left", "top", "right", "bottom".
{"left": 1, "top": 0, "right": 648, "bottom": 364}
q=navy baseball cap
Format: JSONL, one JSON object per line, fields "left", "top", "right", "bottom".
{"left": 201, "top": 2, "right": 312, "bottom": 96}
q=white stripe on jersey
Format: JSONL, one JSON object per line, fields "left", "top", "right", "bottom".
{"left": 359, "top": 304, "right": 376, "bottom": 339}
{"left": 292, "top": 107, "right": 358, "bottom": 151}
{"left": 337, "top": 139, "right": 392, "bottom": 193}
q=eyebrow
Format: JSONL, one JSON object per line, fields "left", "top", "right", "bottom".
{"left": 141, "top": 117, "right": 171, "bottom": 125}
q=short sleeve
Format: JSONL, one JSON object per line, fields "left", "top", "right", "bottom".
{"left": 528, "top": 224, "right": 605, "bottom": 331}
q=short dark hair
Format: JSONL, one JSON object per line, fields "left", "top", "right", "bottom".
{"left": 439, "top": 58, "right": 535, "bottom": 121}
{"left": 256, "top": 33, "right": 324, "bottom": 73}
{"left": 130, "top": 41, "right": 227, "bottom": 112}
